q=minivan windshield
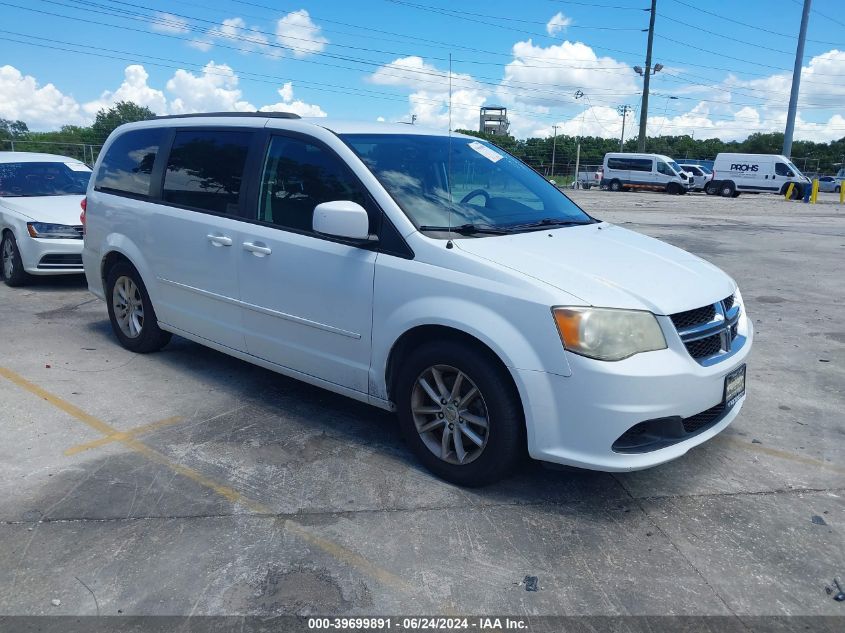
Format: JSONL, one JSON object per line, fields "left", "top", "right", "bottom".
{"left": 340, "top": 134, "right": 593, "bottom": 233}
{"left": 0, "top": 162, "right": 90, "bottom": 197}
{"left": 668, "top": 160, "right": 683, "bottom": 174}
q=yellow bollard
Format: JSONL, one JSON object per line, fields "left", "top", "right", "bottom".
{"left": 841, "top": 184, "right": 844, "bottom": 204}
{"left": 784, "top": 182, "right": 795, "bottom": 200}
{"left": 810, "top": 178, "right": 819, "bottom": 204}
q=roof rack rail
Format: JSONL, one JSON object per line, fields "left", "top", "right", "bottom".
{"left": 153, "top": 111, "right": 302, "bottom": 120}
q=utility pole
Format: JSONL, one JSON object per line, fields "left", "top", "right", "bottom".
{"left": 637, "top": 0, "right": 657, "bottom": 152}
{"left": 783, "top": 0, "right": 812, "bottom": 158}
{"left": 574, "top": 89, "right": 585, "bottom": 188}
{"left": 551, "top": 125, "right": 559, "bottom": 179}
{"left": 618, "top": 105, "right": 632, "bottom": 151}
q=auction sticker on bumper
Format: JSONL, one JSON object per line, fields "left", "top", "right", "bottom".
{"left": 725, "top": 364, "right": 746, "bottom": 408}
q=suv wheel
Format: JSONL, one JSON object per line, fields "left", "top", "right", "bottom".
{"left": 608, "top": 179, "right": 623, "bottom": 192}
{"left": 720, "top": 181, "right": 735, "bottom": 197}
{"left": 1, "top": 232, "right": 30, "bottom": 287}
{"left": 105, "top": 262, "right": 171, "bottom": 353}
{"left": 395, "top": 340, "right": 525, "bottom": 486}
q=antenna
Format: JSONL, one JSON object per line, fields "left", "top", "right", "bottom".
{"left": 447, "top": 52, "right": 454, "bottom": 246}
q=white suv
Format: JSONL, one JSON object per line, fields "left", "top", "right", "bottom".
{"left": 83, "top": 114, "right": 752, "bottom": 485}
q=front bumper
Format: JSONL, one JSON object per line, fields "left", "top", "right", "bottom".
{"left": 514, "top": 314, "right": 753, "bottom": 471}
{"left": 19, "top": 236, "right": 84, "bottom": 275}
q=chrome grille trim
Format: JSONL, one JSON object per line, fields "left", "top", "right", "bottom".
{"left": 672, "top": 295, "right": 740, "bottom": 362}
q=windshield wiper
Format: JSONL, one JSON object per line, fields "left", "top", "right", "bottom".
{"left": 418, "top": 223, "right": 510, "bottom": 235}
{"left": 505, "top": 218, "right": 593, "bottom": 231}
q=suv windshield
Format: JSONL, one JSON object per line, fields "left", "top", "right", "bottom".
{"left": 0, "top": 162, "right": 90, "bottom": 197}
{"left": 340, "top": 134, "right": 592, "bottom": 234}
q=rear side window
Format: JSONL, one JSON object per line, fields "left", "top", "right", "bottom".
{"left": 95, "top": 128, "right": 165, "bottom": 197}
{"left": 163, "top": 129, "right": 253, "bottom": 215}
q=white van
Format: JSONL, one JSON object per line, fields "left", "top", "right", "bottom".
{"left": 600, "top": 152, "right": 691, "bottom": 194}
{"left": 83, "top": 113, "right": 752, "bottom": 486}
{"left": 711, "top": 153, "right": 809, "bottom": 198}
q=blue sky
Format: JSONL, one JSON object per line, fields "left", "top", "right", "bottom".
{"left": 1, "top": 0, "right": 844, "bottom": 141}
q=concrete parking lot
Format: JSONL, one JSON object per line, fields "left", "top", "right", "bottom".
{"left": 0, "top": 190, "right": 843, "bottom": 618}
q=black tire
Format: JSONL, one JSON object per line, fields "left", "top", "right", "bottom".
{"left": 608, "top": 179, "right": 623, "bottom": 192}
{"left": 105, "top": 261, "right": 171, "bottom": 353}
{"left": 719, "top": 181, "right": 735, "bottom": 197}
{"left": 1, "top": 231, "right": 31, "bottom": 287}
{"left": 395, "top": 340, "right": 525, "bottom": 486}
{"left": 667, "top": 182, "right": 681, "bottom": 195}
{"left": 704, "top": 182, "right": 718, "bottom": 196}
{"left": 835, "top": 185, "right": 840, "bottom": 194}
{"left": 731, "top": 192, "right": 741, "bottom": 198}
{"left": 783, "top": 183, "right": 802, "bottom": 200}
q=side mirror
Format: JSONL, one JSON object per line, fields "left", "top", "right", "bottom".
{"left": 313, "top": 200, "right": 371, "bottom": 241}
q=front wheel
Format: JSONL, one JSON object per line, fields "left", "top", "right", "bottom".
{"left": 105, "top": 262, "right": 171, "bottom": 353}
{"left": 395, "top": 340, "right": 525, "bottom": 486}
{"left": 608, "top": 180, "right": 623, "bottom": 192}
{"left": 1, "top": 232, "right": 30, "bottom": 287}
{"left": 667, "top": 182, "right": 682, "bottom": 195}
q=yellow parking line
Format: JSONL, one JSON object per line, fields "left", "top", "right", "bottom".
{"left": 64, "top": 416, "right": 183, "bottom": 456}
{"left": 0, "top": 365, "right": 412, "bottom": 592}
{"left": 717, "top": 435, "right": 845, "bottom": 475}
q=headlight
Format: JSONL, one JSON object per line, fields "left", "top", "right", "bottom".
{"left": 552, "top": 307, "right": 667, "bottom": 361}
{"left": 26, "top": 223, "right": 80, "bottom": 239}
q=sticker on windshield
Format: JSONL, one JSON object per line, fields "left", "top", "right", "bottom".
{"left": 468, "top": 141, "right": 503, "bottom": 163}
{"left": 65, "top": 162, "right": 90, "bottom": 172}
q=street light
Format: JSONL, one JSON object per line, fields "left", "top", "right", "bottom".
{"left": 574, "top": 90, "right": 585, "bottom": 189}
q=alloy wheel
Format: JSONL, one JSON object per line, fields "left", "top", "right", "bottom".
{"left": 411, "top": 364, "right": 490, "bottom": 465}
{"left": 112, "top": 275, "right": 144, "bottom": 339}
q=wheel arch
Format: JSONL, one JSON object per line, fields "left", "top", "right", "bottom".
{"left": 96, "top": 234, "right": 158, "bottom": 303}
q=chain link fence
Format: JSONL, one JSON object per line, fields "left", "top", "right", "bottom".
{"left": 1, "top": 140, "right": 102, "bottom": 166}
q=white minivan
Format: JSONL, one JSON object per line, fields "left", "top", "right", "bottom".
{"left": 600, "top": 152, "right": 691, "bottom": 194}
{"left": 83, "top": 114, "right": 752, "bottom": 486}
{"left": 711, "top": 153, "right": 809, "bottom": 198}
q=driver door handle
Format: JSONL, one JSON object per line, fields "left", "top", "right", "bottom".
{"left": 243, "top": 241, "right": 272, "bottom": 256}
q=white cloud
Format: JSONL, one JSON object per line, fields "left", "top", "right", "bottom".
{"left": 260, "top": 82, "right": 326, "bottom": 117}
{"left": 369, "top": 57, "right": 485, "bottom": 131}
{"left": 0, "top": 65, "right": 84, "bottom": 129}
{"left": 188, "top": 39, "right": 213, "bottom": 52}
{"left": 166, "top": 62, "right": 255, "bottom": 114}
{"left": 150, "top": 12, "right": 190, "bottom": 35}
{"left": 202, "top": 17, "right": 277, "bottom": 57}
{"left": 275, "top": 9, "right": 328, "bottom": 58}
{"left": 546, "top": 12, "right": 573, "bottom": 36}
{"left": 83, "top": 65, "right": 167, "bottom": 117}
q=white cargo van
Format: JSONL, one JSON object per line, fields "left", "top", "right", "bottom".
{"left": 711, "top": 153, "right": 809, "bottom": 198}
{"left": 600, "top": 153, "right": 691, "bottom": 194}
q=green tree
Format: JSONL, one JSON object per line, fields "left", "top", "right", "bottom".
{"left": 0, "top": 119, "right": 29, "bottom": 139}
{"left": 91, "top": 101, "right": 156, "bottom": 141}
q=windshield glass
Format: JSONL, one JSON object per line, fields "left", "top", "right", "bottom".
{"left": 668, "top": 160, "right": 683, "bottom": 174}
{"left": 696, "top": 165, "right": 712, "bottom": 174}
{"left": 340, "top": 134, "right": 592, "bottom": 233}
{"left": 0, "top": 162, "right": 90, "bottom": 197}
{"left": 786, "top": 161, "right": 804, "bottom": 177}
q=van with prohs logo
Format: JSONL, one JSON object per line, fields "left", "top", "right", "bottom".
{"left": 711, "top": 153, "right": 809, "bottom": 198}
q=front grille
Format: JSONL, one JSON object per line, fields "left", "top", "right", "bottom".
{"left": 685, "top": 333, "right": 722, "bottom": 359}
{"left": 37, "top": 254, "right": 83, "bottom": 268}
{"left": 670, "top": 294, "right": 741, "bottom": 363}
{"left": 670, "top": 305, "right": 716, "bottom": 329}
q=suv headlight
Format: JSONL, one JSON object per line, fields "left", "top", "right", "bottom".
{"left": 26, "top": 223, "right": 80, "bottom": 239}
{"left": 552, "top": 307, "right": 667, "bottom": 361}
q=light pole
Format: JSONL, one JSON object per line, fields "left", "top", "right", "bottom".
{"left": 574, "top": 90, "right": 585, "bottom": 188}
{"left": 634, "top": 62, "right": 663, "bottom": 152}
{"left": 783, "top": 0, "right": 812, "bottom": 157}
{"left": 617, "top": 105, "right": 633, "bottom": 151}
{"left": 551, "top": 125, "right": 559, "bottom": 180}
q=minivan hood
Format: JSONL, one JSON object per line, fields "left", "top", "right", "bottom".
{"left": 455, "top": 223, "right": 735, "bottom": 315}
{"left": 0, "top": 195, "right": 85, "bottom": 224}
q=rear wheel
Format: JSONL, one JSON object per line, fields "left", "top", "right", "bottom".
{"left": 395, "top": 340, "right": 525, "bottom": 486}
{"left": 105, "top": 262, "right": 171, "bottom": 353}
{"left": 608, "top": 179, "right": 623, "bottom": 192}
{"left": 1, "top": 232, "right": 30, "bottom": 287}
{"left": 720, "top": 181, "right": 735, "bottom": 197}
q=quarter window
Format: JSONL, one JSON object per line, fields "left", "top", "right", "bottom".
{"left": 95, "top": 128, "right": 165, "bottom": 197}
{"left": 258, "top": 136, "right": 372, "bottom": 234}
{"left": 163, "top": 130, "right": 253, "bottom": 214}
